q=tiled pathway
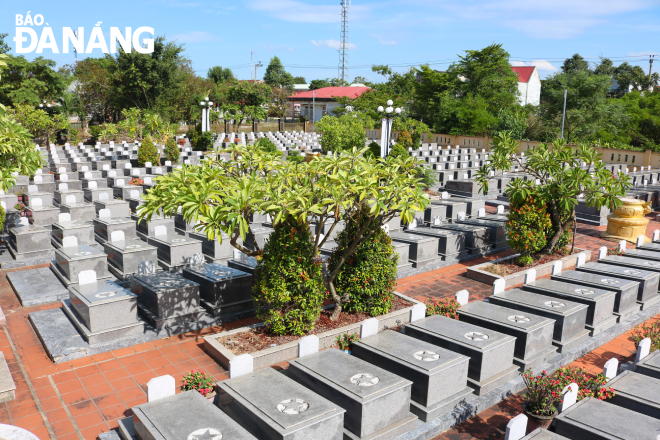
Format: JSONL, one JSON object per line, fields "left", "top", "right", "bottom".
{"left": 0, "top": 211, "right": 658, "bottom": 439}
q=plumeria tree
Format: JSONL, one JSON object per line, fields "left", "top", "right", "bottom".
{"left": 475, "top": 131, "right": 631, "bottom": 253}
{"left": 138, "top": 146, "right": 429, "bottom": 320}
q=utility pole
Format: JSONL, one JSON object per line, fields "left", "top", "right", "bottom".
{"left": 650, "top": 55, "right": 655, "bottom": 80}
{"left": 255, "top": 61, "right": 263, "bottom": 82}
{"left": 250, "top": 51, "right": 254, "bottom": 81}
{"left": 338, "top": 0, "right": 350, "bottom": 83}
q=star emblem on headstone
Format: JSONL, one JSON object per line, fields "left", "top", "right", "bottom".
{"left": 601, "top": 279, "right": 620, "bottom": 284}
{"left": 544, "top": 301, "right": 565, "bottom": 308}
{"left": 414, "top": 350, "right": 440, "bottom": 362}
{"left": 575, "top": 289, "right": 595, "bottom": 295}
{"left": 350, "top": 373, "right": 380, "bottom": 386}
{"left": 172, "top": 238, "right": 186, "bottom": 243}
{"left": 507, "top": 315, "right": 530, "bottom": 323}
{"left": 623, "top": 269, "right": 642, "bottom": 275}
{"left": 74, "top": 251, "right": 92, "bottom": 256}
{"left": 277, "top": 398, "right": 309, "bottom": 414}
{"left": 126, "top": 245, "right": 141, "bottom": 249}
{"left": 464, "top": 332, "right": 489, "bottom": 341}
{"left": 187, "top": 428, "right": 222, "bottom": 440}
{"left": 645, "top": 262, "right": 660, "bottom": 267}
{"left": 94, "top": 291, "right": 117, "bottom": 299}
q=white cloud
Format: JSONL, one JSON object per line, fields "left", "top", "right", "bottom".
{"left": 169, "top": 32, "right": 221, "bottom": 43}
{"left": 259, "top": 43, "right": 295, "bottom": 52}
{"left": 311, "top": 39, "right": 358, "bottom": 50}
{"left": 369, "top": 33, "right": 396, "bottom": 45}
{"left": 250, "top": 0, "right": 371, "bottom": 23}
{"left": 511, "top": 60, "right": 559, "bottom": 72}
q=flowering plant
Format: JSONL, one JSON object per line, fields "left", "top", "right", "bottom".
{"left": 425, "top": 297, "right": 460, "bottom": 319}
{"left": 129, "top": 177, "right": 144, "bottom": 186}
{"left": 177, "top": 138, "right": 186, "bottom": 146}
{"left": 554, "top": 366, "right": 615, "bottom": 401}
{"left": 606, "top": 247, "right": 625, "bottom": 256}
{"left": 14, "top": 203, "right": 25, "bottom": 211}
{"left": 335, "top": 332, "right": 359, "bottom": 350}
{"left": 521, "top": 369, "right": 564, "bottom": 416}
{"left": 630, "top": 318, "right": 660, "bottom": 352}
{"left": 181, "top": 370, "right": 215, "bottom": 397}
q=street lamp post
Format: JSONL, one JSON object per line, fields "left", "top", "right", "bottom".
{"left": 199, "top": 97, "right": 213, "bottom": 133}
{"left": 254, "top": 61, "right": 263, "bottom": 81}
{"left": 377, "top": 100, "right": 402, "bottom": 158}
{"left": 556, "top": 81, "right": 567, "bottom": 140}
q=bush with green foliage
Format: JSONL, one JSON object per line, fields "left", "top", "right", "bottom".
{"left": 164, "top": 137, "right": 179, "bottom": 164}
{"left": 506, "top": 194, "right": 552, "bottom": 265}
{"left": 416, "top": 165, "right": 436, "bottom": 189}
{"left": 0, "top": 204, "right": 5, "bottom": 233}
{"left": 316, "top": 114, "right": 367, "bottom": 154}
{"left": 397, "top": 130, "right": 413, "bottom": 149}
{"left": 387, "top": 144, "right": 408, "bottom": 159}
{"left": 186, "top": 123, "right": 213, "bottom": 151}
{"left": 365, "top": 141, "right": 381, "bottom": 158}
{"left": 253, "top": 137, "right": 278, "bottom": 153}
{"left": 330, "top": 214, "right": 397, "bottom": 317}
{"left": 253, "top": 218, "right": 326, "bottom": 336}
{"left": 286, "top": 153, "right": 305, "bottom": 164}
{"left": 137, "top": 136, "right": 160, "bottom": 167}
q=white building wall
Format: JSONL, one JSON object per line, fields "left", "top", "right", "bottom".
{"left": 517, "top": 68, "right": 541, "bottom": 106}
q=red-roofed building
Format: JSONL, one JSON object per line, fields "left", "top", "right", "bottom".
{"left": 510, "top": 66, "right": 541, "bottom": 106}
{"left": 287, "top": 86, "right": 370, "bottom": 122}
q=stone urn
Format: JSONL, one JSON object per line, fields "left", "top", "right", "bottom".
{"left": 305, "top": 152, "right": 321, "bottom": 163}
{"left": 601, "top": 197, "right": 650, "bottom": 244}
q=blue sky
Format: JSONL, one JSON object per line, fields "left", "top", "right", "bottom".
{"left": 2, "top": 0, "right": 659, "bottom": 82}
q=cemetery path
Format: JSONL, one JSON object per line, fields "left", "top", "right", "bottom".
{"left": 0, "top": 209, "right": 658, "bottom": 439}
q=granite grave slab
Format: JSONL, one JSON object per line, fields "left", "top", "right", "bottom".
{"left": 181, "top": 263, "right": 253, "bottom": 316}
{"left": 7, "top": 267, "right": 68, "bottom": 306}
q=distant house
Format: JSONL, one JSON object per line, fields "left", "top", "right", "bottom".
{"left": 287, "top": 86, "right": 370, "bottom": 122}
{"left": 511, "top": 66, "right": 541, "bottom": 106}
{"left": 416, "top": 65, "right": 542, "bottom": 106}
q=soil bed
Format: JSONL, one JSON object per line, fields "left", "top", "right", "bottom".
{"left": 217, "top": 296, "right": 413, "bottom": 355}
{"left": 481, "top": 248, "right": 577, "bottom": 277}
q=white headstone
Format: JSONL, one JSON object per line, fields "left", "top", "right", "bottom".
{"left": 558, "top": 383, "right": 578, "bottom": 413}
{"left": 504, "top": 413, "right": 527, "bottom": 440}
{"left": 654, "top": 230, "right": 660, "bottom": 242}
{"left": 408, "top": 219, "right": 417, "bottom": 229}
{"left": 229, "top": 354, "right": 253, "bottom": 378}
{"left": 145, "top": 162, "right": 152, "bottom": 167}
{"left": 58, "top": 213, "right": 71, "bottom": 223}
{"left": 524, "top": 269, "right": 536, "bottom": 284}
{"left": 103, "top": 164, "right": 110, "bottom": 170}
{"left": 81, "top": 166, "right": 88, "bottom": 171}
{"left": 298, "top": 335, "right": 319, "bottom": 357}
{"left": 598, "top": 246, "right": 608, "bottom": 260}
{"left": 28, "top": 185, "right": 38, "bottom": 193}
{"left": 33, "top": 175, "right": 43, "bottom": 184}
{"left": 636, "top": 338, "right": 652, "bottom": 363}
{"left": 58, "top": 167, "right": 66, "bottom": 173}
{"left": 111, "top": 231, "right": 125, "bottom": 242}
{"left": 88, "top": 181, "right": 97, "bottom": 189}
{"left": 60, "top": 174, "right": 69, "bottom": 181}
{"left": 441, "top": 191, "right": 449, "bottom": 199}
{"left": 552, "top": 260, "right": 563, "bottom": 275}
{"left": 147, "top": 375, "right": 175, "bottom": 402}
{"left": 65, "top": 195, "right": 77, "bottom": 205}
{"left": 98, "top": 192, "right": 109, "bottom": 201}
{"left": 154, "top": 225, "right": 167, "bottom": 237}
{"left": 58, "top": 182, "right": 69, "bottom": 191}
{"left": 410, "top": 303, "right": 426, "bottom": 322}
{"left": 165, "top": 161, "right": 172, "bottom": 166}
{"left": 576, "top": 252, "right": 586, "bottom": 268}
{"left": 637, "top": 235, "right": 646, "bottom": 247}
{"left": 124, "top": 163, "right": 132, "bottom": 169}
{"left": 16, "top": 217, "right": 29, "bottom": 227}
{"left": 78, "top": 270, "right": 97, "bottom": 285}
{"left": 457, "top": 211, "right": 466, "bottom": 221}
{"left": 497, "top": 205, "right": 504, "bottom": 214}
{"left": 99, "top": 208, "right": 111, "bottom": 218}
{"left": 360, "top": 318, "right": 379, "bottom": 338}
{"left": 455, "top": 290, "right": 469, "bottom": 306}
{"left": 35, "top": 169, "right": 42, "bottom": 175}
{"left": 62, "top": 236, "right": 78, "bottom": 248}
{"left": 619, "top": 240, "right": 627, "bottom": 251}
{"left": 84, "top": 172, "right": 92, "bottom": 179}
{"left": 131, "top": 169, "right": 140, "bottom": 176}
{"left": 115, "top": 179, "right": 125, "bottom": 186}
{"left": 493, "top": 278, "right": 506, "bottom": 295}
{"left": 603, "top": 358, "right": 619, "bottom": 381}
{"left": 108, "top": 171, "right": 117, "bottom": 177}
{"left": 477, "top": 208, "right": 485, "bottom": 218}
{"left": 130, "top": 190, "right": 140, "bottom": 199}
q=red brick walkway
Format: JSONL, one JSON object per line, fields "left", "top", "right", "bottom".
{"left": 0, "top": 211, "right": 657, "bottom": 439}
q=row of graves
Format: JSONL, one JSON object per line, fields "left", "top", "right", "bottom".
{"left": 211, "top": 131, "right": 323, "bottom": 158}
{"left": 0, "top": 141, "right": 510, "bottom": 363}
{"left": 101, "top": 238, "right": 660, "bottom": 440}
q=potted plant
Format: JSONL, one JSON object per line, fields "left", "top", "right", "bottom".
{"left": 521, "top": 369, "right": 563, "bottom": 432}
{"left": 14, "top": 203, "right": 26, "bottom": 216}
{"left": 128, "top": 177, "right": 144, "bottom": 186}
{"left": 181, "top": 369, "right": 216, "bottom": 401}
{"left": 14, "top": 188, "right": 25, "bottom": 203}
{"left": 335, "top": 332, "right": 359, "bottom": 354}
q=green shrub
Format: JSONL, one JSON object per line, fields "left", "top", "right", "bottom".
{"left": 253, "top": 137, "right": 278, "bottom": 153}
{"left": 164, "top": 137, "right": 179, "bottom": 164}
{"left": 253, "top": 218, "right": 326, "bottom": 336}
{"left": 387, "top": 143, "right": 408, "bottom": 159}
{"left": 416, "top": 165, "right": 436, "bottom": 188}
{"left": 0, "top": 204, "right": 5, "bottom": 233}
{"left": 137, "top": 136, "right": 160, "bottom": 167}
{"left": 286, "top": 153, "right": 305, "bottom": 164}
{"left": 330, "top": 214, "right": 397, "bottom": 317}
{"left": 186, "top": 123, "right": 213, "bottom": 151}
{"left": 397, "top": 130, "right": 413, "bottom": 149}
{"left": 365, "top": 141, "right": 381, "bottom": 159}
{"left": 506, "top": 195, "right": 552, "bottom": 264}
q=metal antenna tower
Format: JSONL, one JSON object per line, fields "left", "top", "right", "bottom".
{"left": 338, "top": 0, "right": 350, "bottom": 83}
